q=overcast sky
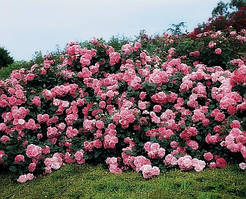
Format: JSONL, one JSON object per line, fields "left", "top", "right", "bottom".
{"left": 0, "top": 0, "right": 230, "bottom": 61}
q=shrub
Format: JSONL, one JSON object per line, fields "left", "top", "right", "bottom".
{"left": 0, "top": 30, "right": 246, "bottom": 183}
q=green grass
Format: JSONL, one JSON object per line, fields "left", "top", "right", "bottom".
{"left": 0, "top": 164, "right": 246, "bottom": 199}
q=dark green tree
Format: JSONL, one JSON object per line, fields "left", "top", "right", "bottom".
{"left": 0, "top": 47, "right": 14, "bottom": 68}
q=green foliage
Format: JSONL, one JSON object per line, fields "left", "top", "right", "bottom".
{"left": 0, "top": 61, "right": 30, "bottom": 80}
{"left": 107, "top": 35, "right": 130, "bottom": 51}
{"left": 0, "top": 47, "right": 14, "bottom": 68}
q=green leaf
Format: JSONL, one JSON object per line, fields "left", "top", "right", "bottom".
{"left": 9, "top": 166, "right": 17, "bottom": 172}
{"left": 196, "top": 135, "right": 202, "bottom": 142}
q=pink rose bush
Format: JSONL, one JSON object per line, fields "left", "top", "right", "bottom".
{"left": 0, "top": 29, "right": 246, "bottom": 183}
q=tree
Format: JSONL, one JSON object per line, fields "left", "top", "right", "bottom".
{"left": 230, "top": 0, "right": 246, "bottom": 9}
{"left": 212, "top": 1, "right": 230, "bottom": 18}
{"left": 212, "top": 0, "right": 246, "bottom": 18}
{"left": 167, "top": 22, "right": 187, "bottom": 35}
{"left": 193, "top": 0, "right": 246, "bottom": 33}
{"left": 0, "top": 47, "right": 14, "bottom": 68}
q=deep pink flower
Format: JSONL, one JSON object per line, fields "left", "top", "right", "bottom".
{"left": 204, "top": 152, "right": 213, "bottom": 161}
{"left": 31, "top": 96, "right": 41, "bottom": 107}
{"left": 0, "top": 135, "right": 10, "bottom": 144}
{"left": 216, "top": 158, "right": 227, "bottom": 169}
{"left": 15, "top": 155, "right": 25, "bottom": 163}
{"left": 28, "top": 163, "right": 36, "bottom": 172}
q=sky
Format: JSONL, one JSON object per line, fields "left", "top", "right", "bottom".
{"left": 0, "top": 0, "right": 230, "bottom": 61}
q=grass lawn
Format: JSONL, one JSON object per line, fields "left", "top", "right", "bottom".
{"left": 0, "top": 164, "right": 246, "bottom": 199}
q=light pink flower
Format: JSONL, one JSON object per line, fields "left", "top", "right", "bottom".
{"left": 17, "top": 173, "right": 34, "bottom": 183}
{"left": 140, "top": 165, "right": 160, "bottom": 179}
{"left": 26, "top": 144, "right": 42, "bottom": 159}
{"left": 239, "top": 162, "right": 246, "bottom": 170}
{"left": 75, "top": 149, "right": 85, "bottom": 164}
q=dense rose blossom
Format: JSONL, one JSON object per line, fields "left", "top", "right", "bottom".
{"left": 1, "top": 31, "right": 246, "bottom": 183}
{"left": 42, "top": 146, "right": 50, "bottom": 154}
{"left": 230, "top": 120, "right": 241, "bottom": 129}
{"left": 149, "top": 69, "right": 169, "bottom": 85}
{"left": 189, "top": 51, "right": 200, "bottom": 57}
{"left": 205, "top": 133, "right": 219, "bottom": 144}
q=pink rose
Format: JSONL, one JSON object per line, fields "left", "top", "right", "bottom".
{"left": 239, "top": 162, "right": 246, "bottom": 170}
{"left": 28, "top": 163, "right": 36, "bottom": 172}
{"left": 17, "top": 173, "right": 34, "bottom": 183}
{"left": 0, "top": 135, "right": 10, "bottom": 144}
{"left": 75, "top": 149, "right": 85, "bottom": 164}
{"left": 42, "top": 146, "right": 50, "bottom": 154}
{"left": 153, "top": 105, "right": 162, "bottom": 113}
{"left": 203, "top": 152, "right": 213, "bottom": 161}
{"left": 96, "top": 120, "right": 105, "bottom": 129}
{"left": 216, "top": 158, "right": 227, "bottom": 169}
{"left": 26, "top": 144, "right": 42, "bottom": 159}
{"left": 209, "top": 162, "right": 217, "bottom": 169}
{"left": 15, "top": 155, "right": 25, "bottom": 163}
{"left": 140, "top": 165, "right": 160, "bottom": 179}
{"left": 215, "top": 48, "right": 222, "bottom": 55}
{"left": 31, "top": 96, "right": 41, "bottom": 107}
